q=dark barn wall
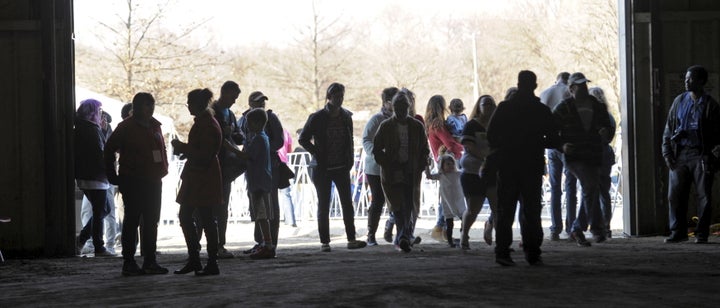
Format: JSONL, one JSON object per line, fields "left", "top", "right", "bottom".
{"left": 0, "top": 0, "right": 75, "bottom": 257}
{"left": 622, "top": 0, "right": 720, "bottom": 236}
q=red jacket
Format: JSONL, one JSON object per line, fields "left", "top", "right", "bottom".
{"left": 176, "top": 112, "right": 223, "bottom": 207}
{"left": 105, "top": 116, "right": 169, "bottom": 180}
{"left": 427, "top": 125, "right": 463, "bottom": 161}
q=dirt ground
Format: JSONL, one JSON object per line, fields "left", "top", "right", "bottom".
{"left": 1, "top": 218, "right": 718, "bottom": 307}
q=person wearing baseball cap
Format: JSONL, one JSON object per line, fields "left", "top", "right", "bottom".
{"left": 552, "top": 72, "right": 614, "bottom": 247}
{"left": 237, "top": 90, "right": 285, "bottom": 257}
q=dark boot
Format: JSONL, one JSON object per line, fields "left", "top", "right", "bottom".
{"left": 176, "top": 221, "right": 202, "bottom": 274}
{"left": 196, "top": 259, "right": 219, "bottom": 276}
{"left": 446, "top": 218, "right": 456, "bottom": 248}
{"left": 174, "top": 252, "right": 202, "bottom": 274}
{"left": 196, "top": 217, "right": 220, "bottom": 276}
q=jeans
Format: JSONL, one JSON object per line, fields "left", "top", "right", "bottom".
{"left": 547, "top": 149, "right": 577, "bottom": 235}
{"left": 313, "top": 168, "right": 357, "bottom": 244}
{"left": 494, "top": 169, "right": 544, "bottom": 258}
{"left": 390, "top": 183, "right": 415, "bottom": 245}
{"left": 120, "top": 177, "right": 162, "bottom": 263}
{"left": 668, "top": 148, "right": 713, "bottom": 238}
{"left": 80, "top": 186, "right": 117, "bottom": 251}
{"left": 366, "top": 174, "right": 386, "bottom": 236}
{"left": 279, "top": 186, "right": 297, "bottom": 225}
{"left": 566, "top": 161, "right": 604, "bottom": 235}
{"left": 78, "top": 189, "right": 110, "bottom": 252}
{"left": 599, "top": 145, "right": 615, "bottom": 232}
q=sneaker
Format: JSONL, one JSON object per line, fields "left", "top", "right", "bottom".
{"left": 495, "top": 255, "right": 516, "bottom": 266}
{"left": 483, "top": 220, "right": 493, "bottom": 245}
{"left": 571, "top": 231, "right": 591, "bottom": 247}
{"left": 664, "top": 232, "right": 688, "bottom": 243}
{"left": 122, "top": 261, "right": 145, "bottom": 276}
{"left": 217, "top": 248, "right": 234, "bottom": 259}
{"left": 460, "top": 240, "right": 470, "bottom": 250}
{"left": 398, "top": 238, "right": 411, "bottom": 253}
{"left": 250, "top": 246, "right": 276, "bottom": 260}
{"left": 94, "top": 249, "right": 117, "bottom": 257}
{"left": 695, "top": 237, "right": 708, "bottom": 244}
{"left": 367, "top": 234, "right": 378, "bottom": 246}
{"left": 347, "top": 240, "right": 367, "bottom": 249}
{"left": 243, "top": 244, "right": 260, "bottom": 254}
{"left": 321, "top": 243, "right": 331, "bottom": 252}
{"left": 412, "top": 236, "right": 422, "bottom": 246}
{"left": 291, "top": 223, "right": 297, "bottom": 227}
{"left": 549, "top": 233, "right": 560, "bottom": 241}
{"left": 142, "top": 262, "right": 169, "bottom": 275}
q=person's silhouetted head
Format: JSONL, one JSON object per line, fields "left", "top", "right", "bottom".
{"left": 187, "top": 88, "right": 213, "bottom": 116}
{"left": 326, "top": 82, "right": 345, "bottom": 109}
{"left": 425, "top": 94, "right": 447, "bottom": 130}
{"left": 248, "top": 91, "right": 268, "bottom": 109}
{"left": 558, "top": 72, "right": 570, "bottom": 85}
{"left": 77, "top": 98, "right": 103, "bottom": 125}
{"left": 121, "top": 103, "right": 133, "bottom": 120}
{"left": 568, "top": 72, "right": 590, "bottom": 98}
{"left": 517, "top": 70, "right": 537, "bottom": 92}
{"left": 131, "top": 92, "right": 155, "bottom": 121}
{"left": 686, "top": 65, "right": 708, "bottom": 93}
{"left": 392, "top": 92, "right": 410, "bottom": 121}
{"left": 449, "top": 99, "right": 465, "bottom": 115}
{"left": 245, "top": 108, "right": 268, "bottom": 134}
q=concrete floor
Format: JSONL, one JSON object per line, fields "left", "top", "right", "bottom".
{"left": 0, "top": 218, "right": 717, "bottom": 307}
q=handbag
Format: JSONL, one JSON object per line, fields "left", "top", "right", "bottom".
{"left": 277, "top": 162, "right": 295, "bottom": 189}
{"left": 222, "top": 144, "right": 246, "bottom": 182}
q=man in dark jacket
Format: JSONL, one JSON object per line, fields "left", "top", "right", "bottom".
{"left": 487, "top": 71, "right": 558, "bottom": 266}
{"left": 661, "top": 65, "right": 720, "bottom": 244}
{"left": 553, "top": 72, "right": 613, "bottom": 247}
{"left": 299, "top": 82, "right": 367, "bottom": 252}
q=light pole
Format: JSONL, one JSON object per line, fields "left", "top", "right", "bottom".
{"left": 471, "top": 32, "right": 480, "bottom": 102}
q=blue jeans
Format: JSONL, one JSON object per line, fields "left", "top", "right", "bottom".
{"left": 547, "top": 149, "right": 577, "bottom": 235}
{"left": 668, "top": 148, "right": 713, "bottom": 238}
{"left": 312, "top": 168, "right": 357, "bottom": 244}
{"left": 565, "top": 161, "right": 604, "bottom": 235}
{"left": 599, "top": 145, "right": 615, "bottom": 232}
{"left": 279, "top": 187, "right": 296, "bottom": 225}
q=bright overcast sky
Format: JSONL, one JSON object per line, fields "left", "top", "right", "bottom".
{"left": 74, "top": 0, "right": 511, "bottom": 48}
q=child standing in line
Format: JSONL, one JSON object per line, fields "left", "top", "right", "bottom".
{"left": 446, "top": 98, "right": 467, "bottom": 141}
{"left": 230, "top": 108, "right": 276, "bottom": 259}
{"left": 426, "top": 154, "right": 466, "bottom": 247}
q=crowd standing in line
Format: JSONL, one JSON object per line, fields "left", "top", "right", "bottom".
{"left": 76, "top": 65, "right": 719, "bottom": 274}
